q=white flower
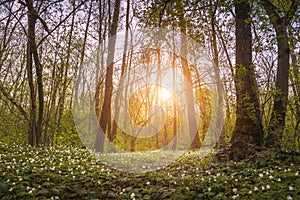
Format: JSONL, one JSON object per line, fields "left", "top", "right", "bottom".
{"left": 289, "top": 186, "right": 294, "bottom": 191}
{"left": 232, "top": 194, "right": 239, "bottom": 199}
{"left": 259, "top": 173, "right": 263, "bottom": 178}
{"left": 269, "top": 175, "right": 273, "bottom": 179}
{"left": 295, "top": 172, "right": 299, "bottom": 176}
{"left": 262, "top": 186, "right": 265, "bottom": 191}
{"left": 208, "top": 187, "right": 211, "bottom": 192}
{"left": 278, "top": 178, "right": 281, "bottom": 182}
{"left": 254, "top": 186, "right": 258, "bottom": 191}
{"left": 186, "top": 187, "right": 190, "bottom": 191}
{"left": 130, "top": 193, "right": 135, "bottom": 199}
{"left": 248, "top": 190, "right": 252, "bottom": 194}
{"left": 232, "top": 188, "right": 238, "bottom": 193}
{"left": 287, "top": 195, "right": 293, "bottom": 200}
{"left": 266, "top": 185, "right": 270, "bottom": 189}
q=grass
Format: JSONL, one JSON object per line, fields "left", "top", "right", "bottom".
{"left": 0, "top": 142, "right": 300, "bottom": 199}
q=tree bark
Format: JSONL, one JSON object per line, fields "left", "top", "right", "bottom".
{"left": 26, "top": 0, "right": 44, "bottom": 147}
{"left": 95, "top": 0, "right": 121, "bottom": 152}
{"left": 111, "top": 0, "right": 130, "bottom": 151}
{"left": 55, "top": 5, "right": 76, "bottom": 145}
{"left": 176, "top": 1, "right": 201, "bottom": 149}
{"left": 229, "top": 0, "right": 264, "bottom": 161}
{"left": 262, "top": 0, "right": 299, "bottom": 148}
{"left": 209, "top": 1, "right": 225, "bottom": 149}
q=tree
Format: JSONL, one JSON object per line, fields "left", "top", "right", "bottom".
{"left": 176, "top": 0, "right": 201, "bottom": 149}
{"left": 262, "top": 0, "right": 299, "bottom": 148}
{"left": 229, "top": 0, "right": 264, "bottom": 161}
{"left": 95, "top": 0, "right": 121, "bottom": 152}
{"left": 25, "top": 0, "right": 45, "bottom": 146}
{"left": 111, "top": 0, "right": 131, "bottom": 151}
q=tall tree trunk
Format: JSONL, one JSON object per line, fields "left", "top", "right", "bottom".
{"left": 262, "top": 0, "right": 299, "bottom": 148}
{"left": 176, "top": 1, "right": 201, "bottom": 149}
{"left": 95, "top": 0, "right": 121, "bottom": 152}
{"left": 111, "top": 0, "right": 130, "bottom": 151}
{"left": 229, "top": 0, "right": 264, "bottom": 161}
{"left": 209, "top": 1, "right": 225, "bottom": 149}
{"left": 26, "top": 0, "right": 44, "bottom": 147}
{"left": 73, "top": 1, "right": 93, "bottom": 109}
{"left": 55, "top": 5, "right": 76, "bottom": 145}
{"left": 289, "top": 26, "right": 300, "bottom": 149}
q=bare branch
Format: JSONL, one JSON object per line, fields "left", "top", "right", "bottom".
{"left": 37, "top": 15, "right": 50, "bottom": 34}
{"left": 0, "top": 84, "right": 28, "bottom": 122}
{"left": 37, "top": 0, "right": 87, "bottom": 48}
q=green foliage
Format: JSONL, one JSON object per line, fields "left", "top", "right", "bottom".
{"left": 1, "top": 143, "right": 299, "bottom": 199}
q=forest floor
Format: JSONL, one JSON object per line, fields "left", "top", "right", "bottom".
{"left": 0, "top": 142, "right": 300, "bottom": 200}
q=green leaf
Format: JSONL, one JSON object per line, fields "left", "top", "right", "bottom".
{"left": 37, "top": 189, "right": 51, "bottom": 197}
{"left": 0, "top": 183, "right": 9, "bottom": 193}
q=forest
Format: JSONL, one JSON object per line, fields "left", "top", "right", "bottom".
{"left": 0, "top": 0, "right": 300, "bottom": 199}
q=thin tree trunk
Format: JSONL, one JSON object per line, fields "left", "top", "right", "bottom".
{"left": 177, "top": 1, "right": 201, "bottom": 149}
{"left": 95, "top": 0, "right": 121, "bottom": 152}
{"left": 111, "top": 0, "right": 130, "bottom": 151}
{"left": 26, "top": 0, "right": 40, "bottom": 147}
{"left": 55, "top": 5, "right": 76, "bottom": 144}
{"left": 209, "top": 1, "right": 225, "bottom": 149}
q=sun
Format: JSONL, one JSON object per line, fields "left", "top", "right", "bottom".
{"left": 158, "top": 87, "right": 173, "bottom": 103}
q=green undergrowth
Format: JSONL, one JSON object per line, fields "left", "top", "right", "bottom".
{"left": 0, "top": 142, "right": 299, "bottom": 199}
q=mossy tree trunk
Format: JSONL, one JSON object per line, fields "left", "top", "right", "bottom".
{"left": 262, "top": 0, "right": 299, "bottom": 148}
{"left": 229, "top": 0, "right": 264, "bottom": 161}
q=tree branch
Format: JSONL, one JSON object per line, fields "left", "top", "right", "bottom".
{"left": 37, "top": 15, "right": 50, "bottom": 34}
{"left": 287, "top": 0, "right": 300, "bottom": 22}
{"left": 0, "top": 84, "right": 28, "bottom": 122}
{"left": 37, "top": 0, "right": 87, "bottom": 47}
